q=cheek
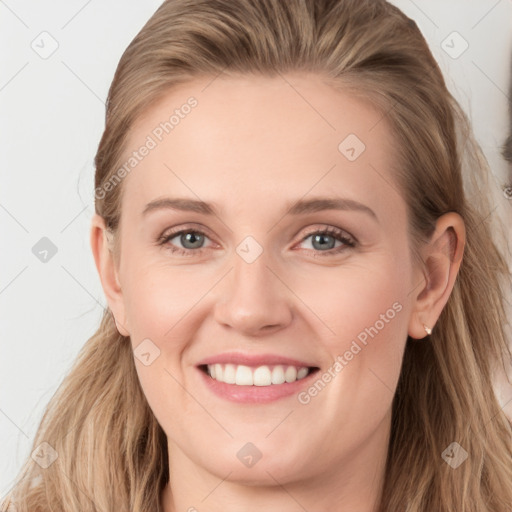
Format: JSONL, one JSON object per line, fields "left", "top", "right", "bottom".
{"left": 123, "top": 260, "right": 211, "bottom": 341}
{"left": 303, "top": 257, "right": 409, "bottom": 344}
{"left": 122, "top": 263, "right": 212, "bottom": 433}
{"left": 300, "top": 256, "right": 411, "bottom": 402}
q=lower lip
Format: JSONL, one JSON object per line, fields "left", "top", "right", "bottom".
{"left": 197, "top": 367, "right": 319, "bottom": 403}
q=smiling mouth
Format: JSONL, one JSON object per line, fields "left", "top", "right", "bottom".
{"left": 198, "top": 363, "right": 320, "bottom": 386}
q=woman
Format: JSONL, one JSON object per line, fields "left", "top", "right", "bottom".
{"left": 3, "top": 0, "right": 512, "bottom": 510}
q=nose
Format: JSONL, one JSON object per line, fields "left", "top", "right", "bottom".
{"left": 213, "top": 246, "right": 294, "bottom": 336}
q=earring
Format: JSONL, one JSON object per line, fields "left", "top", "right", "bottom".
{"left": 423, "top": 324, "right": 432, "bottom": 335}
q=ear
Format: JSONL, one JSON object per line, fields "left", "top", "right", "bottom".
{"left": 90, "top": 213, "right": 130, "bottom": 337}
{"left": 408, "top": 212, "right": 466, "bottom": 339}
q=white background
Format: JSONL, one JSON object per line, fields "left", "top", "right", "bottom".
{"left": 1, "top": 0, "right": 511, "bottom": 497}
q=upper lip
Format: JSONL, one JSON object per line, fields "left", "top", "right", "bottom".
{"left": 196, "top": 352, "right": 318, "bottom": 368}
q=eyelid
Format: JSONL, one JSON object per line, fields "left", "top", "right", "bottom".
{"left": 298, "top": 224, "right": 357, "bottom": 244}
{"left": 159, "top": 223, "right": 215, "bottom": 240}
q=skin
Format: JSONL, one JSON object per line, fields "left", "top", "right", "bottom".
{"left": 90, "top": 73, "right": 465, "bottom": 512}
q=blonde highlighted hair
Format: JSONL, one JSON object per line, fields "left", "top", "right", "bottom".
{"left": 3, "top": 0, "right": 512, "bottom": 510}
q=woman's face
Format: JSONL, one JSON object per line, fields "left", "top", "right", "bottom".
{"left": 99, "top": 73, "right": 422, "bottom": 484}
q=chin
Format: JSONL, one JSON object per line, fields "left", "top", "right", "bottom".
{"left": 200, "top": 448, "right": 310, "bottom": 486}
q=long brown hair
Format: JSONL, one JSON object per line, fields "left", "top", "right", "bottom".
{"left": 3, "top": 1, "right": 512, "bottom": 510}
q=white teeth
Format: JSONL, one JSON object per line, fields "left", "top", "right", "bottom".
{"left": 297, "top": 367, "right": 309, "bottom": 380}
{"left": 223, "top": 364, "right": 236, "bottom": 384}
{"left": 235, "top": 365, "right": 253, "bottom": 385}
{"left": 271, "top": 365, "right": 286, "bottom": 384}
{"left": 205, "top": 364, "right": 312, "bottom": 386}
{"left": 253, "top": 366, "right": 272, "bottom": 386}
{"left": 214, "top": 363, "right": 223, "bottom": 381}
{"left": 284, "top": 366, "right": 297, "bottom": 383}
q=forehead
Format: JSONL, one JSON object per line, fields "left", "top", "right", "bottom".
{"left": 119, "top": 73, "right": 403, "bottom": 222}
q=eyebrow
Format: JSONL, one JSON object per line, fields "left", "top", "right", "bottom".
{"left": 142, "top": 196, "right": 378, "bottom": 221}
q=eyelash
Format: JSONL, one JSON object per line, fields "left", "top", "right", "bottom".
{"left": 156, "top": 224, "right": 357, "bottom": 258}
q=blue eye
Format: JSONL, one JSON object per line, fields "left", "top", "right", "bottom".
{"left": 158, "top": 229, "right": 213, "bottom": 256}
{"left": 299, "top": 226, "right": 355, "bottom": 256}
{"left": 157, "top": 225, "right": 356, "bottom": 257}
